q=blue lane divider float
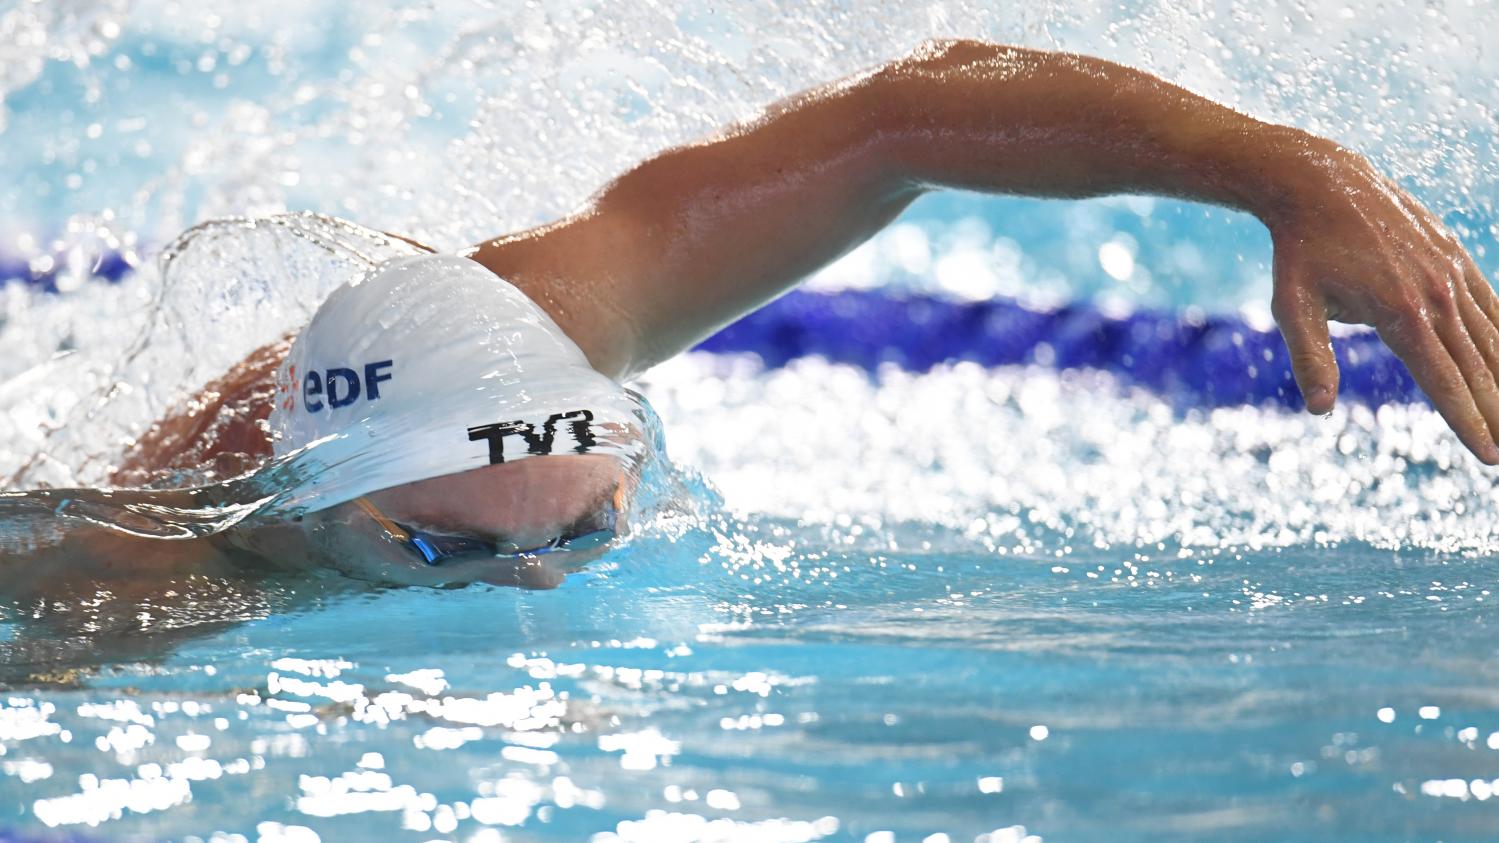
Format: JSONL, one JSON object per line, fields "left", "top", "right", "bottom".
{"left": 695, "top": 289, "right": 1423, "bottom": 411}
{"left": 3, "top": 251, "right": 1421, "bottom": 410}
{"left": 0, "top": 251, "right": 134, "bottom": 291}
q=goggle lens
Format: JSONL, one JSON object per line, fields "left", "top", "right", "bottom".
{"left": 357, "top": 496, "right": 620, "bottom": 567}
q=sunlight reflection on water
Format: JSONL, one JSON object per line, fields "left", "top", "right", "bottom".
{"left": 0, "top": 1, "right": 1497, "bottom": 841}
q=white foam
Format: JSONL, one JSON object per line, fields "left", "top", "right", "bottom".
{"left": 638, "top": 354, "right": 1499, "bottom": 554}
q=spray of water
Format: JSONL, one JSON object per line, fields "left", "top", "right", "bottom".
{"left": 0, "top": 0, "right": 1493, "bottom": 548}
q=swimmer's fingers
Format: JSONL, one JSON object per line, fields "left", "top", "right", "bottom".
{"left": 1391, "top": 185, "right": 1499, "bottom": 461}
{"left": 1437, "top": 283, "right": 1499, "bottom": 456}
{"left": 1467, "top": 257, "right": 1499, "bottom": 324}
{"left": 1270, "top": 256, "right": 1339, "bottom": 415}
{"left": 1461, "top": 254, "right": 1499, "bottom": 367}
{"left": 1401, "top": 192, "right": 1499, "bottom": 441}
{"left": 1455, "top": 267, "right": 1499, "bottom": 394}
{"left": 1375, "top": 303, "right": 1499, "bottom": 465}
{"left": 1269, "top": 147, "right": 1499, "bottom": 463}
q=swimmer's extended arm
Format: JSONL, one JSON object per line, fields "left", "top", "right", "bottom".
{"left": 0, "top": 489, "right": 239, "bottom": 601}
{"left": 467, "top": 39, "right": 1499, "bottom": 464}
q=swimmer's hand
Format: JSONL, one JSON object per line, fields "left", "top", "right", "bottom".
{"left": 465, "top": 39, "right": 1494, "bottom": 460}
{"left": 1267, "top": 143, "right": 1499, "bottom": 463}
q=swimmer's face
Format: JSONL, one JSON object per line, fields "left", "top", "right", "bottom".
{"left": 306, "top": 453, "right": 638, "bottom": 588}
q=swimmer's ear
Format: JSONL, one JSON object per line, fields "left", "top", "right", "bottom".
{"left": 1271, "top": 267, "right": 1339, "bottom": 415}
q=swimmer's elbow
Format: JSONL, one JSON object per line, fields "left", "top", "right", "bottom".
{"left": 584, "top": 290, "right": 655, "bottom": 381}
{"left": 864, "top": 39, "right": 1037, "bottom": 146}
{"left": 911, "top": 38, "right": 1008, "bottom": 61}
{"left": 879, "top": 39, "right": 1030, "bottom": 78}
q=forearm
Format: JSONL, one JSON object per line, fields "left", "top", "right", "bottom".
{"left": 472, "top": 40, "right": 1346, "bottom": 378}
{"left": 874, "top": 41, "right": 1329, "bottom": 220}
{"left": 0, "top": 489, "right": 234, "bottom": 598}
{"left": 475, "top": 40, "right": 1499, "bottom": 464}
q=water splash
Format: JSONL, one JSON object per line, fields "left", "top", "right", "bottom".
{"left": 3, "top": 7, "right": 1498, "bottom": 840}
{"left": 1, "top": 0, "right": 1493, "bottom": 239}
{"left": 0, "top": 0, "right": 1493, "bottom": 484}
{"left": 1, "top": 213, "right": 418, "bottom": 489}
{"left": 637, "top": 353, "right": 1499, "bottom": 556}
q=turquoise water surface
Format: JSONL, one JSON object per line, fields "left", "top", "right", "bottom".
{"left": 2, "top": 2, "right": 1498, "bottom": 841}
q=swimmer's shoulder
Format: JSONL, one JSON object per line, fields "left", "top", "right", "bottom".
{"left": 114, "top": 336, "right": 292, "bottom": 484}
{"left": 458, "top": 221, "right": 646, "bottom": 381}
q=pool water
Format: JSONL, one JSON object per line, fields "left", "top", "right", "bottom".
{"left": 6, "top": 359, "right": 1499, "bottom": 842}
{"left": 2, "top": 2, "right": 1499, "bottom": 841}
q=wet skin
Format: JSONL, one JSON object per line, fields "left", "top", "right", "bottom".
{"left": 14, "top": 38, "right": 1498, "bottom": 594}
{"left": 2, "top": 38, "right": 1493, "bottom": 685}
{"left": 238, "top": 454, "right": 637, "bottom": 589}
{"left": 0, "top": 454, "right": 632, "bottom": 686}
{"left": 3, "top": 452, "right": 633, "bottom": 593}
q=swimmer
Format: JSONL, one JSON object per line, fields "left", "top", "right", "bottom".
{"left": 7, "top": 39, "right": 1497, "bottom": 590}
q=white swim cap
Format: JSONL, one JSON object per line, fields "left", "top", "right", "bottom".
{"left": 267, "top": 253, "right": 643, "bottom": 513}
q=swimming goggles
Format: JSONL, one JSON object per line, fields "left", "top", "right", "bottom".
{"left": 353, "top": 495, "right": 619, "bottom": 566}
